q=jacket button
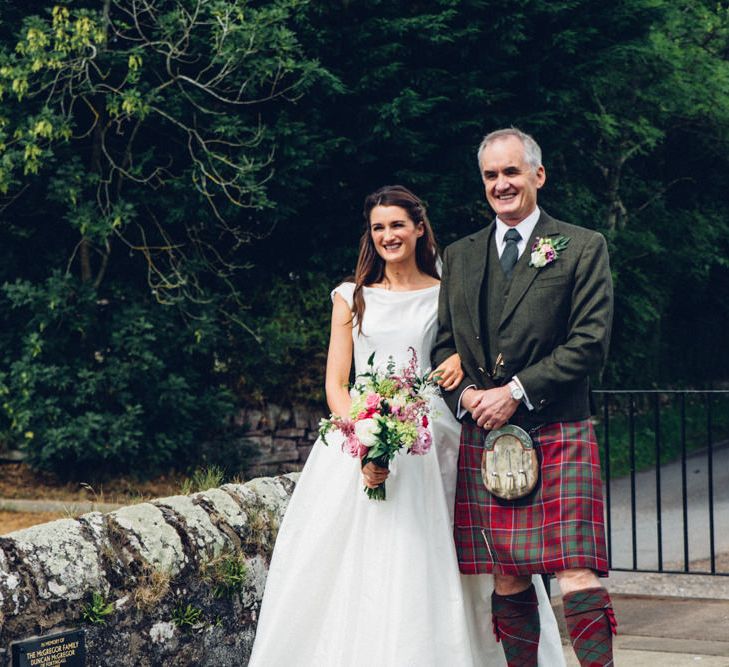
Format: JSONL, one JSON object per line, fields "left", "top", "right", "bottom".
{"left": 475, "top": 335, "right": 480, "bottom": 340}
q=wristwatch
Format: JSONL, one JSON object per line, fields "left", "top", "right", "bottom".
{"left": 508, "top": 380, "right": 524, "bottom": 402}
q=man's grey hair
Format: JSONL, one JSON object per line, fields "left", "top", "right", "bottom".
{"left": 477, "top": 127, "right": 543, "bottom": 173}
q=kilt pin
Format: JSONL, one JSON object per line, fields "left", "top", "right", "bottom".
{"left": 455, "top": 419, "right": 609, "bottom": 576}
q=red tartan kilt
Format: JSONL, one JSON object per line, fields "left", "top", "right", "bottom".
{"left": 455, "top": 420, "right": 609, "bottom": 576}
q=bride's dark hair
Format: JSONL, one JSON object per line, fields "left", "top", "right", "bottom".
{"left": 351, "top": 185, "right": 439, "bottom": 333}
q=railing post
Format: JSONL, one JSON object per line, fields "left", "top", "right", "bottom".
{"left": 603, "top": 393, "right": 612, "bottom": 569}
{"left": 653, "top": 393, "right": 662, "bottom": 571}
{"left": 680, "top": 393, "right": 689, "bottom": 572}
{"left": 629, "top": 394, "right": 637, "bottom": 571}
{"left": 706, "top": 393, "right": 716, "bottom": 575}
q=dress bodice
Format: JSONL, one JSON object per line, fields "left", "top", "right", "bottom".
{"left": 332, "top": 282, "right": 440, "bottom": 376}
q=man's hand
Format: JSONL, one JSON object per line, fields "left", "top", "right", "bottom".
{"left": 467, "top": 386, "right": 520, "bottom": 430}
{"left": 362, "top": 461, "right": 389, "bottom": 488}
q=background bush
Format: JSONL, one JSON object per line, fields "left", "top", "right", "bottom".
{"left": 0, "top": 273, "right": 234, "bottom": 476}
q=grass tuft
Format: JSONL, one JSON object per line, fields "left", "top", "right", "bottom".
{"left": 180, "top": 466, "right": 225, "bottom": 495}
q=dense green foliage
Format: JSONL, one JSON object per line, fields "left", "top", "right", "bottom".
{"left": 255, "top": 0, "right": 729, "bottom": 389}
{"left": 0, "top": 273, "right": 235, "bottom": 476}
{"left": 0, "top": 0, "right": 728, "bottom": 478}
{"left": 0, "top": 0, "right": 327, "bottom": 475}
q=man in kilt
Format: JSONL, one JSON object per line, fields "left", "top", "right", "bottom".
{"left": 433, "top": 128, "right": 616, "bottom": 667}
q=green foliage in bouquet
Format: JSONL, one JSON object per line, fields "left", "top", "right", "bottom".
{"left": 320, "top": 350, "right": 436, "bottom": 501}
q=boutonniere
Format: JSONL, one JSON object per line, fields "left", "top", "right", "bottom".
{"left": 529, "top": 235, "right": 570, "bottom": 268}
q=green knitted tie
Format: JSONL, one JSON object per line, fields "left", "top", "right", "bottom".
{"left": 500, "top": 228, "right": 521, "bottom": 278}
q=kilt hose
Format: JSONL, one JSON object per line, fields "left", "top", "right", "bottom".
{"left": 455, "top": 420, "right": 609, "bottom": 576}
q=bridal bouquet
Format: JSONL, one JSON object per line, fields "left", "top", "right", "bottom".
{"left": 319, "top": 348, "right": 438, "bottom": 500}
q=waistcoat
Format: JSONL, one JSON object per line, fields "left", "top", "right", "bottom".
{"left": 480, "top": 234, "right": 512, "bottom": 384}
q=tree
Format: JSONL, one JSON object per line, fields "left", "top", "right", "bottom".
{"left": 0, "top": 0, "right": 323, "bottom": 314}
{"left": 0, "top": 0, "right": 327, "bottom": 475}
{"left": 552, "top": 0, "right": 729, "bottom": 383}
{"left": 247, "top": 0, "right": 729, "bottom": 389}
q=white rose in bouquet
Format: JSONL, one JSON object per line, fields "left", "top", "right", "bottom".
{"left": 354, "top": 417, "right": 381, "bottom": 448}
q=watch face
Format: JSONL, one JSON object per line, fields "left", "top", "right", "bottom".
{"left": 511, "top": 385, "right": 524, "bottom": 400}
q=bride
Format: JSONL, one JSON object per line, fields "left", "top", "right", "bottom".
{"left": 248, "top": 185, "right": 565, "bottom": 666}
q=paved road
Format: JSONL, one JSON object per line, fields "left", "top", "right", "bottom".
{"left": 606, "top": 442, "right": 729, "bottom": 572}
{"left": 554, "top": 595, "right": 729, "bottom": 664}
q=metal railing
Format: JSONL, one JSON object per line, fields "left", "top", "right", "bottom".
{"left": 594, "top": 389, "right": 729, "bottom": 576}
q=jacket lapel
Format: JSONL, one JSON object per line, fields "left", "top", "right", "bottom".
{"left": 499, "top": 210, "right": 560, "bottom": 328}
{"left": 463, "top": 225, "right": 494, "bottom": 336}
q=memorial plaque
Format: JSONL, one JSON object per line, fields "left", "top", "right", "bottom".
{"left": 11, "top": 629, "right": 85, "bottom": 667}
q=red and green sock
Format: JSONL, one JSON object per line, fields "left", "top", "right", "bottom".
{"left": 491, "top": 583, "right": 540, "bottom": 667}
{"left": 563, "top": 586, "right": 618, "bottom": 667}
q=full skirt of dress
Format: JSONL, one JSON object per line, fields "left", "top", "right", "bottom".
{"left": 248, "top": 400, "right": 566, "bottom": 667}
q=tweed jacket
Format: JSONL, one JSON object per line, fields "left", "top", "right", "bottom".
{"left": 432, "top": 209, "right": 613, "bottom": 427}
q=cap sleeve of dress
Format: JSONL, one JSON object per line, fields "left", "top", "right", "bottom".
{"left": 330, "top": 281, "right": 355, "bottom": 308}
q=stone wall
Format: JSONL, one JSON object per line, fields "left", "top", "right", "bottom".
{"left": 237, "top": 404, "right": 323, "bottom": 477}
{"left": 0, "top": 475, "right": 298, "bottom": 666}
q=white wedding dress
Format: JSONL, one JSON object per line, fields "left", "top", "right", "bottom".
{"left": 248, "top": 283, "right": 565, "bottom": 667}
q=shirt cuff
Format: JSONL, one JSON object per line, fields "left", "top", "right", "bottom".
{"left": 457, "top": 384, "right": 477, "bottom": 419}
{"left": 512, "top": 376, "right": 534, "bottom": 411}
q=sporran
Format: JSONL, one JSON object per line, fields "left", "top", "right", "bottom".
{"left": 481, "top": 424, "right": 539, "bottom": 500}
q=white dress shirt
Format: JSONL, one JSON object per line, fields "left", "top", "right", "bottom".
{"left": 494, "top": 207, "right": 540, "bottom": 262}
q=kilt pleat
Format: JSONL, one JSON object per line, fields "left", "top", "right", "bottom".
{"left": 454, "top": 420, "right": 609, "bottom": 576}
